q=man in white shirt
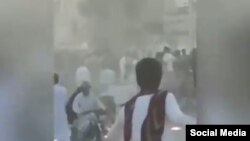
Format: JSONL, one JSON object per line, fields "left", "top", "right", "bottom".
{"left": 72, "top": 81, "right": 102, "bottom": 140}
{"left": 162, "top": 47, "right": 176, "bottom": 72}
{"left": 107, "top": 58, "right": 195, "bottom": 141}
{"left": 119, "top": 55, "right": 137, "bottom": 84}
{"left": 54, "top": 73, "right": 71, "bottom": 141}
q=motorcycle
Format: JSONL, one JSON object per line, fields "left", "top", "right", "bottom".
{"left": 79, "top": 95, "right": 116, "bottom": 141}
{"left": 77, "top": 109, "right": 106, "bottom": 141}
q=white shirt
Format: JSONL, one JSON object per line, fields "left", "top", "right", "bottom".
{"left": 54, "top": 84, "right": 71, "bottom": 140}
{"left": 107, "top": 93, "right": 196, "bottom": 141}
{"left": 72, "top": 94, "right": 99, "bottom": 131}
{"left": 120, "top": 57, "right": 137, "bottom": 83}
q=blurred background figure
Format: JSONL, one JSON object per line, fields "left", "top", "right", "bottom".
{"left": 75, "top": 66, "right": 91, "bottom": 87}
{"left": 53, "top": 0, "right": 198, "bottom": 140}
{"left": 54, "top": 73, "right": 71, "bottom": 141}
{"left": 162, "top": 46, "right": 176, "bottom": 72}
{"left": 119, "top": 51, "right": 137, "bottom": 84}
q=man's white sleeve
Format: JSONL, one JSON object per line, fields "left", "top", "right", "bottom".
{"left": 166, "top": 93, "right": 196, "bottom": 125}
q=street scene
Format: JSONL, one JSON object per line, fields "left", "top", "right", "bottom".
{"left": 54, "top": 0, "right": 197, "bottom": 141}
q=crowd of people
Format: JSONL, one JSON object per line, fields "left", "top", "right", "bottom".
{"left": 54, "top": 46, "right": 196, "bottom": 141}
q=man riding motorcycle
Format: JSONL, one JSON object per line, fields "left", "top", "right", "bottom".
{"left": 72, "top": 81, "right": 105, "bottom": 141}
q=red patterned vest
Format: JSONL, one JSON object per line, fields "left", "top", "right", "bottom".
{"left": 124, "top": 90, "right": 168, "bottom": 141}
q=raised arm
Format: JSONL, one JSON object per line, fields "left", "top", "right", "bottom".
{"left": 166, "top": 93, "right": 196, "bottom": 125}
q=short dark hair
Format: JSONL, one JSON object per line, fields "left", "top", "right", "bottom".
{"left": 54, "top": 73, "right": 59, "bottom": 84}
{"left": 136, "top": 58, "right": 162, "bottom": 90}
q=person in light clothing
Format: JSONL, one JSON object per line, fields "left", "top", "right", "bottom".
{"left": 54, "top": 73, "right": 71, "bottom": 141}
{"left": 72, "top": 81, "right": 103, "bottom": 140}
{"left": 162, "top": 47, "right": 176, "bottom": 72}
{"left": 107, "top": 58, "right": 195, "bottom": 141}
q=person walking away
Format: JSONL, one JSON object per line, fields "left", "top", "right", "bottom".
{"left": 162, "top": 46, "right": 176, "bottom": 72}
{"left": 107, "top": 58, "right": 195, "bottom": 141}
{"left": 119, "top": 52, "right": 135, "bottom": 84}
{"left": 54, "top": 73, "right": 71, "bottom": 141}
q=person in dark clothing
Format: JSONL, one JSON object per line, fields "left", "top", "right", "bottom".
{"left": 65, "top": 87, "right": 81, "bottom": 141}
